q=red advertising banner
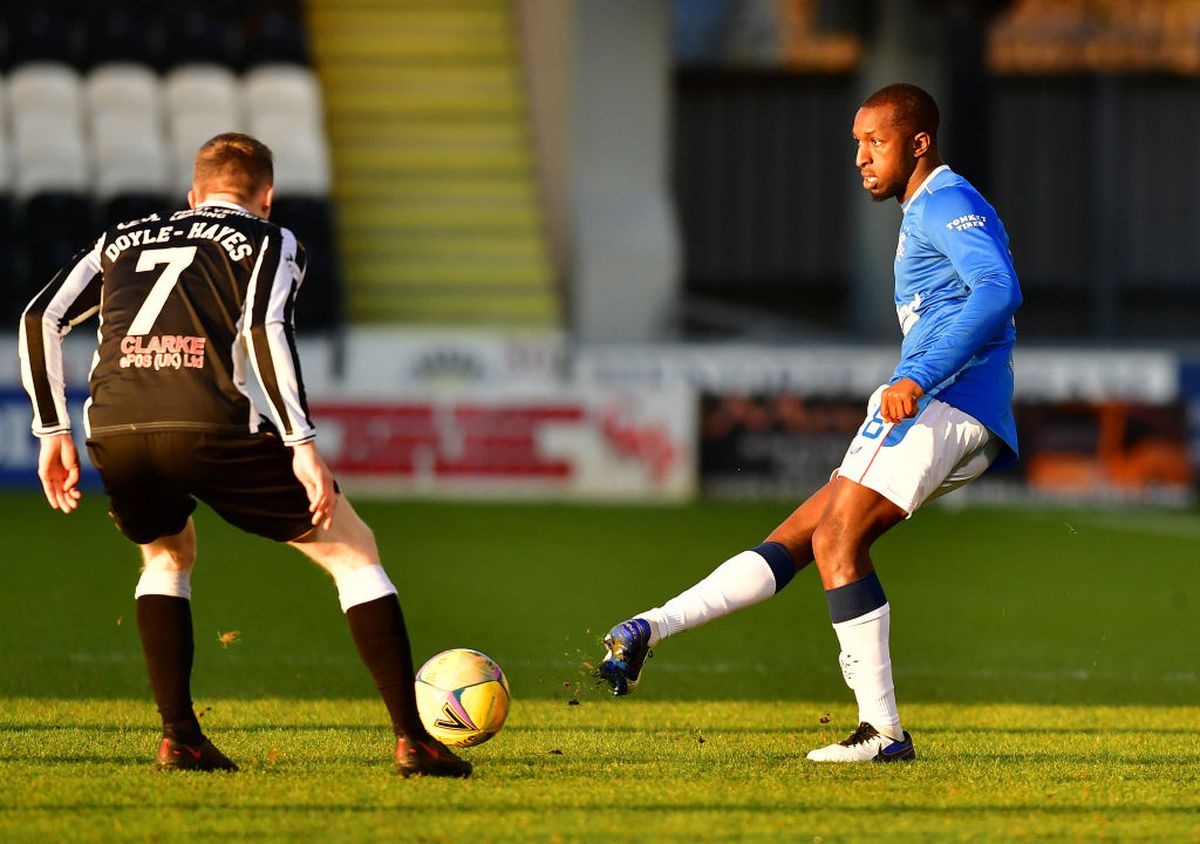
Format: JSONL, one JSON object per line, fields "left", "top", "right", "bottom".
{"left": 309, "top": 390, "right": 695, "bottom": 499}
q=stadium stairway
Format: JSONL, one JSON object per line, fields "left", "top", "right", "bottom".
{"left": 306, "top": 0, "right": 559, "bottom": 327}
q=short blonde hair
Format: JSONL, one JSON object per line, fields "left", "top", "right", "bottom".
{"left": 193, "top": 132, "right": 274, "bottom": 202}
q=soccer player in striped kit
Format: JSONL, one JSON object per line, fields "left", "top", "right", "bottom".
{"left": 19, "top": 133, "right": 471, "bottom": 778}
{"left": 598, "top": 84, "right": 1023, "bottom": 762}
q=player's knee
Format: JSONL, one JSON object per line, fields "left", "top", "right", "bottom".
{"left": 140, "top": 522, "right": 197, "bottom": 571}
{"left": 141, "top": 543, "right": 195, "bottom": 572}
{"left": 334, "top": 502, "right": 379, "bottom": 558}
{"left": 810, "top": 518, "right": 843, "bottom": 564}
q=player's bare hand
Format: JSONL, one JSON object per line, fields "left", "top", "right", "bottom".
{"left": 291, "top": 442, "right": 337, "bottom": 530}
{"left": 37, "top": 434, "right": 82, "bottom": 513}
{"left": 879, "top": 378, "right": 925, "bottom": 423}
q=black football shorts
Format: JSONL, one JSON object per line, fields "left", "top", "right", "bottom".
{"left": 86, "top": 428, "right": 319, "bottom": 545}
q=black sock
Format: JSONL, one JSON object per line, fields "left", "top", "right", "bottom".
{"left": 136, "top": 595, "right": 203, "bottom": 745}
{"left": 345, "top": 595, "right": 426, "bottom": 738}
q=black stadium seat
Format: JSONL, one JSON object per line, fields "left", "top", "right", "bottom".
{"left": 20, "top": 192, "right": 95, "bottom": 302}
{"left": 85, "top": 0, "right": 164, "bottom": 70}
{"left": 246, "top": 0, "right": 311, "bottom": 68}
{"left": 271, "top": 196, "right": 343, "bottom": 332}
{"left": 102, "top": 194, "right": 171, "bottom": 231}
{"left": 163, "top": 0, "right": 245, "bottom": 71}
{"left": 0, "top": 197, "right": 22, "bottom": 323}
{"left": 7, "top": 3, "right": 87, "bottom": 68}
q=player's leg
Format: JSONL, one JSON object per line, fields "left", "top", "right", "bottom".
{"left": 596, "top": 481, "right": 833, "bottom": 695}
{"left": 288, "top": 496, "right": 470, "bottom": 778}
{"left": 88, "top": 434, "right": 237, "bottom": 771}
{"left": 805, "top": 395, "right": 996, "bottom": 762}
{"left": 134, "top": 520, "right": 238, "bottom": 771}
{"left": 192, "top": 432, "right": 469, "bottom": 777}
{"left": 135, "top": 519, "right": 199, "bottom": 744}
{"left": 805, "top": 476, "right": 915, "bottom": 761}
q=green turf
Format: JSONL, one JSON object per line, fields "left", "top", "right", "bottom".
{"left": 1, "top": 493, "right": 1198, "bottom": 840}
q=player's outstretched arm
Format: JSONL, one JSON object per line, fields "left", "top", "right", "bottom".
{"left": 37, "top": 434, "right": 82, "bottom": 513}
{"left": 291, "top": 442, "right": 337, "bottom": 530}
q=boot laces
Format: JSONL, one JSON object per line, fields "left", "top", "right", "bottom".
{"left": 839, "top": 721, "right": 880, "bottom": 747}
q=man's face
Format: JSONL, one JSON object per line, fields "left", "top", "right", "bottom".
{"left": 852, "top": 105, "right": 916, "bottom": 203}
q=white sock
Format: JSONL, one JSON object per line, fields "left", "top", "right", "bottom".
{"left": 335, "top": 564, "right": 397, "bottom": 613}
{"left": 135, "top": 569, "right": 192, "bottom": 600}
{"left": 636, "top": 550, "right": 779, "bottom": 647}
{"left": 832, "top": 603, "right": 903, "bottom": 741}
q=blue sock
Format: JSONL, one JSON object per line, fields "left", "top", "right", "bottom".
{"left": 752, "top": 541, "right": 796, "bottom": 593}
{"left": 824, "top": 570, "right": 887, "bottom": 624}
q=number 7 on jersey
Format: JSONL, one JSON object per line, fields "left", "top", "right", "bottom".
{"left": 127, "top": 246, "right": 198, "bottom": 336}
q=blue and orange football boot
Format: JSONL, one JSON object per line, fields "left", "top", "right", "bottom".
{"left": 596, "top": 618, "right": 652, "bottom": 696}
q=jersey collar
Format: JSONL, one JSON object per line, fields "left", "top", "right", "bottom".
{"left": 901, "top": 164, "right": 950, "bottom": 215}
{"left": 196, "top": 199, "right": 255, "bottom": 216}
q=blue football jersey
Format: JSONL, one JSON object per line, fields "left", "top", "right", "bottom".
{"left": 890, "top": 165, "right": 1022, "bottom": 467}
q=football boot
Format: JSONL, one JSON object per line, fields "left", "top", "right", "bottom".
{"left": 596, "top": 618, "right": 652, "bottom": 696}
{"left": 805, "top": 721, "right": 916, "bottom": 763}
{"left": 156, "top": 736, "right": 239, "bottom": 772}
{"left": 395, "top": 735, "right": 473, "bottom": 779}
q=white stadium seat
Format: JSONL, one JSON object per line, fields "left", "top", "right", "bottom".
{"left": 164, "top": 64, "right": 241, "bottom": 124}
{"left": 92, "top": 110, "right": 169, "bottom": 200}
{"left": 243, "top": 64, "right": 325, "bottom": 127}
{"left": 12, "top": 109, "right": 90, "bottom": 198}
{"left": 8, "top": 63, "right": 85, "bottom": 133}
{"left": 86, "top": 63, "right": 163, "bottom": 125}
{"left": 248, "top": 110, "right": 331, "bottom": 197}
{"left": 169, "top": 111, "right": 244, "bottom": 194}
{"left": 165, "top": 65, "right": 244, "bottom": 195}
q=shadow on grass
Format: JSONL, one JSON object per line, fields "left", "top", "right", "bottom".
{"left": 0, "top": 755, "right": 145, "bottom": 766}
{"left": 5, "top": 801, "right": 1200, "bottom": 817}
{"left": 4, "top": 722, "right": 1196, "bottom": 738}
{"left": 917, "top": 725, "right": 1197, "bottom": 736}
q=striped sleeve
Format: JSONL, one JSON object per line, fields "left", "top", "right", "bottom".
{"left": 242, "top": 227, "right": 316, "bottom": 446}
{"left": 18, "top": 237, "right": 105, "bottom": 437}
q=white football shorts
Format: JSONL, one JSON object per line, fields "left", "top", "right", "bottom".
{"left": 835, "top": 384, "right": 1001, "bottom": 515}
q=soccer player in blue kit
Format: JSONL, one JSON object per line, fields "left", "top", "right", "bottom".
{"left": 597, "top": 83, "right": 1022, "bottom": 762}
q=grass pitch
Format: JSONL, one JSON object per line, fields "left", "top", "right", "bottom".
{"left": 1, "top": 493, "right": 1198, "bottom": 841}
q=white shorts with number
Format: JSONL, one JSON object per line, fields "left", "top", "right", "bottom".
{"left": 835, "top": 384, "right": 1000, "bottom": 515}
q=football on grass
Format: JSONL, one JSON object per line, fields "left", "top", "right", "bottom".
{"left": 415, "top": 648, "right": 511, "bottom": 747}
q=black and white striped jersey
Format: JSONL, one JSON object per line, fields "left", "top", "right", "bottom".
{"left": 18, "top": 200, "right": 317, "bottom": 446}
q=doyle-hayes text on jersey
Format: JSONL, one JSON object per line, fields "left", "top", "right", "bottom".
{"left": 18, "top": 201, "right": 317, "bottom": 446}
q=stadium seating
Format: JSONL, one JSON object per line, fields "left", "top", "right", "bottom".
{"left": 162, "top": 1, "right": 245, "bottom": 71}
{"left": 86, "top": 63, "right": 170, "bottom": 227}
{"left": 0, "top": 73, "right": 17, "bottom": 323}
{"left": 84, "top": 1, "right": 162, "bottom": 70}
{"left": 245, "top": 0, "right": 312, "bottom": 68}
{"left": 164, "top": 64, "right": 243, "bottom": 195}
{"left": 245, "top": 67, "right": 340, "bottom": 331}
{"left": 5, "top": 6, "right": 84, "bottom": 68}
{"left": 0, "top": 2, "right": 342, "bottom": 329}
{"left": 8, "top": 62, "right": 85, "bottom": 121}
{"left": 8, "top": 63, "right": 93, "bottom": 309}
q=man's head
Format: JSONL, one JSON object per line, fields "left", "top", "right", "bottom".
{"left": 852, "top": 83, "right": 941, "bottom": 204}
{"left": 188, "top": 132, "right": 275, "bottom": 218}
